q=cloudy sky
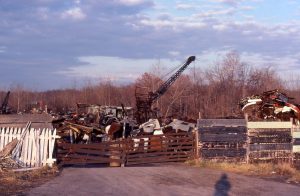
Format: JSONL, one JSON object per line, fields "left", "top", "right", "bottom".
{"left": 1, "top": 0, "right": 300, "bottom": 90}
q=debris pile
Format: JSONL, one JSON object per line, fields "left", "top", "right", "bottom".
{"left": 240, "top": 89, "right": 300, "bottom": 122}
{"left": 54, "top": 103, "right": 197, "bottom": 144}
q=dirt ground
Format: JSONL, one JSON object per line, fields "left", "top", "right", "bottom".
{"left": 27, "top": 164, "right": 300, "bottom": 196}
{"left": 0, "top": 167, "right": 58, "bottom": 196}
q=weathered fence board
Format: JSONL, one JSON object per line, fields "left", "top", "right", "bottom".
{"left": 248, "top": 122, "right": 293, "bottom": 163}
{"left": 125, "top": 132, "right": 195, "bottom": 166}
{"left": 0, "top": 127, "right": 59, "bottom": 167}
{"left": 249, "top": 144, "right": 292, "bottom": 151}
{"left": 57, "top": 132, "right": 196, "bottom": 166}
{"left": 198, "top": 119, "right": 246, "bottom": 127}
{"left": 248, "top": 121, "right": 292, "bottom": 129}
{"left": 198, "top": 119, "right": 248, "bottom": 162}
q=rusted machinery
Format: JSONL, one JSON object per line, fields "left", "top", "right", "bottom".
{"left": 135, "top": 56, "right": 196, "bottom": 124}
{"left": 0, "top": 91, "right": 10, "bottom": 114}
{"left": 240, "top": 89, "right": 300, "bottom": 122}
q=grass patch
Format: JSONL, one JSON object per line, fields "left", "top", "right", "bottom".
{"left": 186, "top": 160, "right": 300, "bottom": 183}
{"left": 0, "top": 166, "right": 59, "bottom": 195}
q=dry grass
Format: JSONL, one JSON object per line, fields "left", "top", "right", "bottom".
{"left": 0, "top": 166, "right": 59, "bottom": 195}
{"left": 187, "top": 160, "right": 300, "bottom": 183}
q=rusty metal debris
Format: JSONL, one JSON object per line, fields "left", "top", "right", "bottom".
{"left": 240, "top": 89, "right": 300, "bottom": 123}
{"left": 53, "top": 56, "right": 197, "bottom": 144}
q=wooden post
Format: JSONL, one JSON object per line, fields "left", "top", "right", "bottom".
{"left": 245, "top": 114, "right": 250, "bottom": 164}
{"left": 121, "top": 139, "right": 126, "bottom": 167}
{"left": 195, "top": 130, "right": 199, "bottom": 160}
{"left": 290, "top": 118, "right": 294, "bottom": 166}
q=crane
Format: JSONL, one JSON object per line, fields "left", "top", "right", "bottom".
{"left": 1, "top": 91, "right": 10, "bottom": 114}
{"left": 135, "top": 56, "right": 196, "bottom": 124}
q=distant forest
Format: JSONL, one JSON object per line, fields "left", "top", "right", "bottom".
{"left": 2, "top": 52, "right": 300, "bottom": 120}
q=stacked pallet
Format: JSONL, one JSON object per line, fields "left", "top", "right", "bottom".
{"left": 247, "top": 121, "right": 293, "bottom": 163}
{"left": 198, "top": 119, "right": 247, "bottom": 162}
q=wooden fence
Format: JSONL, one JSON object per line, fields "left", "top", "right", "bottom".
{"left": 247, "top": 121, "right": 293, "bottom": 163}
{"left": 198, "top": 119, "right": 298, "bottom": 164}
{"left": 57, "top": 132, "right": 196, "bottom": 166}
{"left": 57, "top": 140, "right": 125, "bottom": 166}
{"left": 0, "top": 127, "right": 59, "bottom": 167}
{"left": 198, "top": 119, "right": 247, "bottom": 162}
{"left": 126, "top": 132, "right": 196, "bottom": 165}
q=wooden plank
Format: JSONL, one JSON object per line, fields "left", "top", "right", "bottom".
{"left": 294, "top": 139, "right": 300, "bottom": 145}
{"left": 200, "top": 133, "right": 246, "bottom": 142}
{"left": 249, "top": 143, "right": 292, "bottom": 151}
{"left": 58, "top": 154, "right": 121, "bottom": 161}
{"left": 126, "top": 146, "right": 194, "bottom": 154}
{"left": 128, "top": 137, "right": 194, "bottom": 145}
{"left": 126, "top": 157, "right": 192, "bottom": 165}
{"left": 126, "top": 151, "right": 193, "bottom": 159}
{"left": 201, "top": 149, "right": 246, "bottom": 158}
{"left": 57, "top": 148, "right": 114, "bottom": 155}
{"left": 197, "top": 119, "right": 246, "bottom": 127}
{"left": 249, "top": 137, "right": 292, "bottom": 144}
{"left": 293, "top": 132, "right": 300, "bottom": 139}
{"left": 60, "top": 158, "right": 122, "bottom": 165}
{"left": 127, "top": 154, "right": 190, "bottom": 163}
{"left": 57, "top": 142, "right": 124, "bottom": 150}
{"left": 199, "top": 126, "right": 247, "bottom": 133}
{"left": 293, "top": 145, "right": 300, "bottom": 153}
{"left": 247, "top": 121, "right": 292, "bottom": 129}
{"left": 249, "top": 151, "right": 291, "bottom": 158}
{"left": 249, "top": 129, "right": 291, "bottom": 135}
{"left": 0, "top": 128, "right": 5, "bottom": 150}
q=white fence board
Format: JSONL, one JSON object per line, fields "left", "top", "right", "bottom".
{"left": 247, "top": 121, "right": 292, "bottom": 129}
{"left": 0, "top": 127, "right": 59, "bottom": 167}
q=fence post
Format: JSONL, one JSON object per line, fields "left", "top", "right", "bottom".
{"left": 195, "top": 130, "right": 199, "bottom": 160}
{"left": 290, "top": 118, "right": 294, "bottom": 166}
{"left": 245, "top": 114, "right": 250, "bottom": 164}
{"left": 121, "top": 139, "right": 126, "bottom": 167}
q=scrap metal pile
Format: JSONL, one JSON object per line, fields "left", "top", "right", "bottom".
{"left": 53, "top": 104, "right": 196, "bottom": 144}
{"left": 54, "top": 56, "right": 197, "bottom": 144}
{"left": 239, "top": 89, "right": 300, "bottom": 122}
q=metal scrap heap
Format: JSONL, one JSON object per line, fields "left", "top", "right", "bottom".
{"left": 239, "top": 89, "right": 300, "bottom": 123}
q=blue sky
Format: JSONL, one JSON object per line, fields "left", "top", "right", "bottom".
{"left": 1, "top": 0, "right": 300, "bottom": 90}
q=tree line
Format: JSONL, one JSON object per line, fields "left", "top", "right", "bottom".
{"left": 1, "top": 52, "right": 298, "bottom": 120}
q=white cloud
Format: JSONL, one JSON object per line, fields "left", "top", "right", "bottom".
{"left": 196, "top": 8, "right": 235, "bottom": 18}
{"left": 61, "top": 7, "right": 86, "bottom": 20}
{"left": 176, "top": 3, "right": 194, "bottom": 10}
{"left": 169, "top": 51, "right": 180, "bottom": 56}
{"left": 58, "top": 56, "right": 181, "bottom": 82}
{"left": 210, "top": 0, "right": 241, "bottom": 6}
{"left": 0, "top": 46, "right": 6, "bottom": 53}
{"left": 118, "top": 0, "right": 148, "bottom": 6}
{"left": 36, "top": 7, "right": 49, "bottom": 20}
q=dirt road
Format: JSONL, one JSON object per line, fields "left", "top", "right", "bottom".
{"left": 28, "top": 164, "right": 300, "bottom": 196}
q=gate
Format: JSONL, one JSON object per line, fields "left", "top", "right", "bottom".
{"left": 125, "top": 132, "right": 196, "bottom": 166}
{"left": 57, "top": 132, "right": 197, "bottom": 166}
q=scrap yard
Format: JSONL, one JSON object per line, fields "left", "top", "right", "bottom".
{"left": 1, "top": 54, "right": 300, "bottom": 194}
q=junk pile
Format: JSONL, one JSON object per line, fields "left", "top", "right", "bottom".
{"left": 53, "top": 104, "right": 197, "bottom": 144}
{"left": 53, "top": 104, "right": 136, "bottom": 143}
{"left": 240, "top": 89, "right": 300, "bottom": 123}
{"left": 53, "top": 56, "right": 197, "bottom": 144}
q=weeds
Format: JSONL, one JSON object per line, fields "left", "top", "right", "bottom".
{"left": 0, "top": 166, "right": 59, "bottom": 195}
{"left": 187, "top": 160, "right": 300, "bottom": 183}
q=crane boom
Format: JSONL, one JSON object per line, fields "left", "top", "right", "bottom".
{"left": 135, "top": 56, "right": 196, "bottom": 124}
{"left": 1, "top": 91, "right": 10, "bottom": 114}
{"left": 149, "top": 56, "right": 195, "bottom": 102}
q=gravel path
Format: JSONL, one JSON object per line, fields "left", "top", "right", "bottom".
{"left": 28, "top": 164, "right": 300, "bottom": 196}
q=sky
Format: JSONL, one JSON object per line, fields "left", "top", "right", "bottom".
{"left": 1, "top": 0, "right": 300, "bottom": 90}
